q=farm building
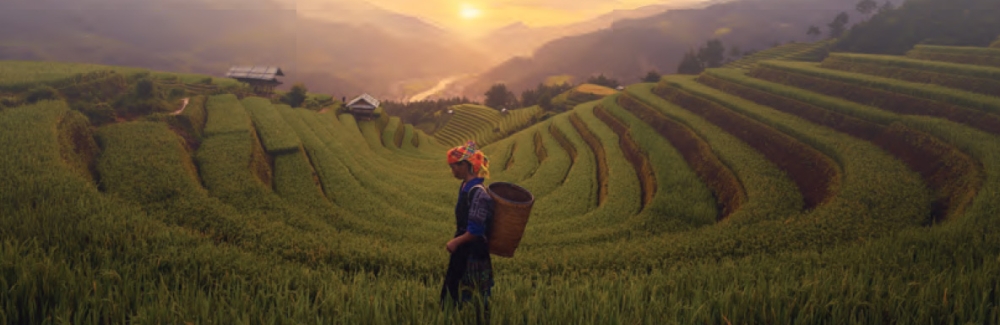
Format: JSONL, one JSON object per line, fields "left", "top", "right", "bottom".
{"left": 225, "top": 66, "right": 284, "bottom": 96}
{"left": 347, "top": 93, "right": 381, "bottom": 119}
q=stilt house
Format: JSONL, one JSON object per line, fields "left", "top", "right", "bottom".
{"left": 225, "top": 66, "right": 284, "bottom": 96}
{"left": 347, "top": 93, "right": 380, "bottom": 119}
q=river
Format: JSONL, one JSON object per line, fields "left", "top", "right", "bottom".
{"left": 407, "top": 75, "right": 464, "bottom": 102}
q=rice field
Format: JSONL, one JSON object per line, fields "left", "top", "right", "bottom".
{"left": 722, "top": 40, "right": 835, "bottom": 70}
{"left": 432, "top": 104, "right": 542, "bottom": 147}
{"left": 2, "top": 43, "right": 1000, "bottom": 324}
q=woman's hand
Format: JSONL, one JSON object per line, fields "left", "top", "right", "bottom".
{"left": 446, "top": 232, "right": 474, "bottom": 253}
{"left": 446, "top": 238, "right": 460, "bottom": 253}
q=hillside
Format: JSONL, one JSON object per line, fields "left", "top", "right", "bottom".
{"left": 475, "top": 2, "right": 695, "bottom": 59}
{"left": 3, "top": 32, "right": 1000, "bottom": 322}
{"left": 431, "top": 104, "right": 543, "bottom": 147}
{"left": 834, "top": 0, "right": 1000, "bottom": 54}
{"left": 460, "top": 0, "right": 885, "bottom": 98}
{"left": 0, "top": 0, "right": 489, "bottom": 99}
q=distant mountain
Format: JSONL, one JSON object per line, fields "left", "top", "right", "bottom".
{"left": 476, "top": 2, "right": 709, "bottom": 59}
{"left": 461, "top": 0, "right": 886, "bottom": 99}
{"left": 281, "top": 0, "right": 452, "bottom": 42}
{"left": 0, "top": 0, "right": 489, "bottom": 99}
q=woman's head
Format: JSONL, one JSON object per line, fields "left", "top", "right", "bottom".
{"left": 446, "top": 141, "right": 490, "bottom": 179}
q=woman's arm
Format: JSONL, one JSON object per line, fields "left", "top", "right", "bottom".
{"left": 446, "top": 189, "right": 494, "bottom": 253}
{"left": 447, "top": 232, "right": 476, "bottom": 253}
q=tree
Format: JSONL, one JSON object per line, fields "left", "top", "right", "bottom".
{"left": 878, "top": 0, "right": 895, "bottom": 13}
{"left": 676, "top": 49, "right": 704, "bottom": 75}
{"left": 641, "top": 70, "right": 662, "bottom": 83}
{"left": 728, "top": 46, "right": 742, "bottom": 60}
{"left": 586, "top": 74, "right": 620, "bottom": 89}
{"left": 281, "top": 83, "right": 308, "bottom": 108}
{"left": 828, "top": 12, "right": 850, "bottom": 39}
{"left": 520, "top": 88, "right": 539, "bottom": 107}
{"left": 856, "top": 0, "right": 878, "bottom": 19}
{"left": 807, "top": 25, "right": 822, "bottom": 39}
{"left": 484, "top": 83, "right": 517, "bottom": 109}
{"left": 697, "top": 39, "right": 726, "bottom": 69}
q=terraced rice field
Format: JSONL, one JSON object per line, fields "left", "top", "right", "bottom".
{"left": 3, "top": 43, "right": 1000, "bottom": 323}
{"left": 432, "top": 104, "right": 542, "bottom": 147}
{"left": 0, "top": 60, "right": 236, "bottom": 93}
{"left": 723, "top": 40, "right": 834, "bottom": 70}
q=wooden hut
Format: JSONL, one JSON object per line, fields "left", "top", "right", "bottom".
{"left": 225, "top": 66, "right": 284, "bottom": 96}
{"left": 347, "top": 93, "right": 380, "bottom": 119}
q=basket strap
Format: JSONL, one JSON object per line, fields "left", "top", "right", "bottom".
{"left": 467, "top": 184, "right": 487, "bottom": 206}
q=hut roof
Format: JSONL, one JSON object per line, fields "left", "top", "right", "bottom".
{"left": 347, "top": 93, "right": 380, "bottom": 108}
{"left": 225, "top": 66, "right": 285, "bottom": 81}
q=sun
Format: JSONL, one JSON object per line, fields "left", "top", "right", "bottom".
{"left": 459, "top": 4, "right": 482, "bottom": 20}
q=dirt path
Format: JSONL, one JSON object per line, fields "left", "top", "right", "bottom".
{"left": 170, "top": 98, "right": 190, "bottom": 116}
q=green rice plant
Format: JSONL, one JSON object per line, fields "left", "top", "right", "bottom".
{"left": 568, "top": 112, "right": 608, "bottom": 205}
{"left": 57, "top": 109, "right": 100, "bottom": 183}
{"left": 269, "top": 115, "right": 332, "bottom": 215}
{"left": 0, "top": 61, "right": 144, "bottom": 92}
{"left": 399, "top": 123, "right": 417, "bottom": 150}
{"left": 95, "top": 122, "right": 204, "bottom": 205}
{"left": 94, "top": 120, "right": 364, "bottom": 270}
{"left": 523, "top": 101, "right": 646, "bottom": 246}
{"left": 275, "top": 106, "right": 346, "bottom": 202}
{"left": 751, "top": 62, "right": 1000, "bottom": 135}
{"left": 702, "top": 68, "right": 982, "bottom": 221}
{"left": 656, "top": 77, "right": 839, "bottom": 210}
{"left": 760, "top": 61, "right": 1000, "bottom": 115}
{"left": 203, "top": 94, "right": 251, "bottom": 136}
{"left": 905, "top": 45, "right": 1000, "bottom": 68}
{"left": 489, "top": 127, "right": 539, "bottom": 183}
{"left": 599, "top": 95, "right": 718, "bottom": 230}
{"left": 909, "top": 44, "right": 1000, "bottom": 57}
{"left": 722, "top": 42, "right": 824, "bottom": 69}
{"left": 0, "top": 101, "right": 150, "bottom": 251}
{"left": 242, "top": 97, "right": 302, "bottom": 154}
{"left": 381, "top": 116, "right": 404, "bottom": 149}
{"left": 593, "top": 104, "right": 656, "bottom": 208}
{"left": 434, "top": 105, "right": 540, "bottom": 147}
{"left": 294, "top": 110, "right": 457, "bottom": 240}
{"left": 820, "top": 54, "right": 1000, "bottom": 96}
{"left": 824, "top": 52, "right": 1000, "bottom": 81}
{"left": 524, "top": 113, "right": 599, "bottom": 224}
{"left": 179, "top": 95, "right": 207, "bottom": 138}
{"left": 357, "top": 118, "right": 392, "bottom": 154}
{"left": 625, "top": 84, "right": 801, "bottom": 226}
{"left": 662, "top": 75, "right": 929, "bottom": 225}
{"left": 617, "top": 93, "right": 744, "bottom": 220}
{"left": 515, "top": 122, "right": 572, "bottom": 200}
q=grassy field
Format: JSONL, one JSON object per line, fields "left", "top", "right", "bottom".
{"left": 2, "top": 42, "right": 1000, "bottom": 324}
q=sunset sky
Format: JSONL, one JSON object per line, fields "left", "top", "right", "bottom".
{"left": 360, "top": 0, "right": 704, "bottom": 36}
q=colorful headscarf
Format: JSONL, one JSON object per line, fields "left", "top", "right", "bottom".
{"left": 447, "top": 141, "right": 490, "bottom": 179}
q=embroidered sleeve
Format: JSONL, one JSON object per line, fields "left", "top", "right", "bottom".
{"left": 467, "top": 188, "right": 494, "bottom": 237}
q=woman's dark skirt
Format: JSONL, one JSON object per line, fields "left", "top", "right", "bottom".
{"left": 440, "top": 238, "right": 493, "bottom": 322}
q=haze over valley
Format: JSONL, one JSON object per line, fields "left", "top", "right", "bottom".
{"left": 1, "top": 0, "right": 731, "bottom": 100}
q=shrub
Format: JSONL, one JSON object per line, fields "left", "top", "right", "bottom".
{"left": 168, "top": 88, "right": 186, "bottom": 99}
{"left": 135, "top": 78, "right": 157, "bottom": 99}
{"left": 71, "top": 101, "right": 116, "bottom": 125}
{"left": 25, "top": 86, "right": 62, "bottom": 104}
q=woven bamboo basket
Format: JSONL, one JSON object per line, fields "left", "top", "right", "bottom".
{"left": 486, "top": 182, "right": 534, "bottom": 257}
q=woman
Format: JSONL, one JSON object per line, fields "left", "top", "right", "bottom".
{"left": 441, "top": 141, "right": 494, "bottom": 324}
